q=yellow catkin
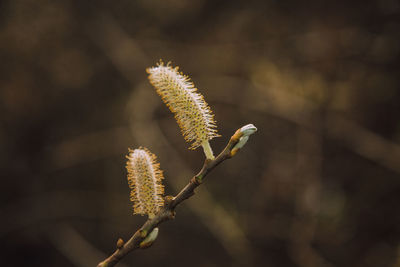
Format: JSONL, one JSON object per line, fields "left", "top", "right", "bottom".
{"left": 126, "top": 147, "right": 164, "bottom": 217}
{"left": 147, "top": 61, "right": 220, "bottom": 150}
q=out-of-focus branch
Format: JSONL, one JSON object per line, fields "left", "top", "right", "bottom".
{"left": 208, "top": 75, "right": 400, "bottom": 175}
{"left": 97, "top": 125, "right": 257, "bottom": 267}
{"left": 47, "top": 224, "right": 131, "bottom": 267}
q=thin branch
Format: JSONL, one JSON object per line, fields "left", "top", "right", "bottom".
{"left": 97, "top": 125, "right": 255, "bottom": 267}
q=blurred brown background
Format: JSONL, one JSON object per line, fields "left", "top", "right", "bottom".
{"left": 1, "top": 0, "right": 400, "bottom": 266}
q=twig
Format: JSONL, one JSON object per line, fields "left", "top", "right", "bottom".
{"left": 97, "top": 125, "right": 256, "bottom": 267}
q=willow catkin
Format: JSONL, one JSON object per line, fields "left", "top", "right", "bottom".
{"left": 126, "top": 147, "right": 164, "bottom": 217}
{"left": 147, "top": 61, "right": 219, "bottom": 150}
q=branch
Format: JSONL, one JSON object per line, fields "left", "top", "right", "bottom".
{"left": 97, "top": 124, "right": 257, "bottom": 267}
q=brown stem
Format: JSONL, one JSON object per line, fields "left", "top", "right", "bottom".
{"left": 97, "top": 127, "right": 247, "bottom": 267}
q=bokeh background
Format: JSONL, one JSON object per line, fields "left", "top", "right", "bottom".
{"left": 1, "top": 0, "right": 400, "bottom": 266}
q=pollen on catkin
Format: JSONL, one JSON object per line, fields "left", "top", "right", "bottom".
{"left": 146, "top": 61, "right": 220, "bottom": 150}
{"left": 126, "top": 147, "right": 164, "bottom": 218}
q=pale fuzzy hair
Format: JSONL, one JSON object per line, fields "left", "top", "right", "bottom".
{"left": 147, "top": 61, "right": 219, "bottom": 150}
{"left": 126, "top": 147, "right": 164, "bottom": 217}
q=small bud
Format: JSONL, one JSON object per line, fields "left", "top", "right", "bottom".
{"left": 240, "top": 124, "right": 257, "bottom": 136}
{"left": 140, "top": 228, "right": 159, "bottom": 249}
{"left": 231, "top": 124, "right": 257, "bottom": 156}
{"left": 116, "top": 238, "right": 124, "bottom": 249}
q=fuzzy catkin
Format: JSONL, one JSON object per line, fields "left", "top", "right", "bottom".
{"left": 126, "top": 148, "right": 164, "bottom": 217}
{"left": 147, "top": 61, "right": 219, "bottom": 150}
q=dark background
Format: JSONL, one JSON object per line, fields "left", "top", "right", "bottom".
{"left": 1, "top": 0, "right": 400, "bottom": 266}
